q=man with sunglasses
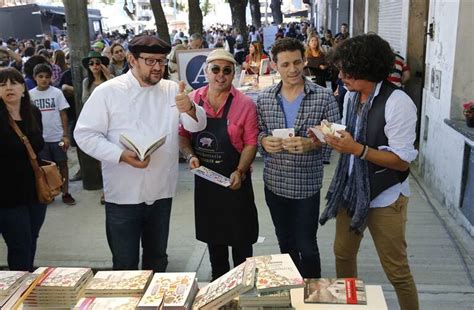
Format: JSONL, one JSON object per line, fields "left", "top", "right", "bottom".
{"left": 74, "top": 35, "right": 207, "bottom": 272}
{"left": 257, "top": 38, "right": 340, "bottom": 279}
{"left": 179, "top": 49, "right": 259, "bottom": 280}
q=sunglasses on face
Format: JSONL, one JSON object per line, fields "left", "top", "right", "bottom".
{"left": 89, "top": 61, "right": 102, "bottom": 66}
{"left": 210, "top": 65, "right": 233, "bottom": 75}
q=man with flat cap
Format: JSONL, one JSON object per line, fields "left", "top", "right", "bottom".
{"left": 75, "top": 35, "right": 207, "bottom": 272}
{"left": 179, "top": 49, "right": 259, "bottom": 280}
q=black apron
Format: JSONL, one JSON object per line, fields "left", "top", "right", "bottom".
{"left": 191, "top": 95, "right": 258, "bottom": 246}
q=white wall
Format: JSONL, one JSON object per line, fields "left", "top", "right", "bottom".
{"left": 419, "top": 0, "right": 473, "bottom": 232}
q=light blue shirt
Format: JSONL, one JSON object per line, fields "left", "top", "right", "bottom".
{"left": 343, "top": 82, "right": 418, "bottom": 208}
{"left": 279, "top": 92, "right": 304, "bottom": 128}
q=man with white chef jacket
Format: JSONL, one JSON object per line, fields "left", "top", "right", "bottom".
{"left": 74, "top": 35, "right": 206, "bottom": 272}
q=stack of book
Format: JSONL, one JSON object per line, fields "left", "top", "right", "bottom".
{"left": 23, "top": 267, "right": 93, "bottom": 308}
{"left": 238, "top": 254, "right": 304, "bottom": 309}
{"left": 84, "top": 270, "right": 153, "bottom": 298}
{"left": 138, "top": 272, "right": 198, "bottom": 309}
{"left": 0, "top": 271, "right": 28, "bottom": 307}
{"left": 303, "top": 278, "right": 367, "bottom": 305}
{"left": 73, "top": 296, "right": 142, "bottom": 309}
{"left": 192, "top": 258, "right": 256, "bottom": 310}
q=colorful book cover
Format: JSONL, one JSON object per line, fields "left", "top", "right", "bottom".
{"left": 253, "top": 254, "right": 304, "bottom": 293}
{"left": 303, "top": 278, "right": 367, "bottom": 305}
{"left": 85, "top": 270, "right": 152, "bottom": 292}
{"left": 36, "top": 267, "right": 92, "bottom": 288}
{"left": 192, "top": 260, "right": 255, "bottom": 310}
{"left": 191, "top": 166, "right": 231, "bottom": 187}
{"left": 138, "top": 272, "right": 197, "bottom": 308}
{"left": 74, "top": 296, "right": 141, "bottom": 309}
{"left": 0, "top": 271, "right": 27, "bottom": 293}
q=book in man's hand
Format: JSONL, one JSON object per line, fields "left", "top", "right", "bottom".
{"left": 191, "top": 166, "right": 231, "bottom": 187}
{"left": 119, "top": 133, "right": 167, "bottom": 161}
{"left": 304, "top": 278, "right": 367, "bottom": 305}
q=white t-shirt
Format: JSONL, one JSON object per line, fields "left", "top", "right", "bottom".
{"left": 30, "top": 86, "right": 70, "bottom": 142}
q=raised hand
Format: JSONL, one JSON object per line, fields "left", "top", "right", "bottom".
{"left": 175, "top": 81, "right": 194, "bottom": 114}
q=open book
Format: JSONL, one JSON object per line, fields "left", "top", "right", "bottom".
{"left": 191, "top": 166, "right": 231, "bottom": 187}
{"left": 120, "top": 133, "right": 167, "bottom": 161}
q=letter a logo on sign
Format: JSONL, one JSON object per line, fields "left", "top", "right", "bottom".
{"left": 186, "top": 55, "right": 208, "bottom": 89}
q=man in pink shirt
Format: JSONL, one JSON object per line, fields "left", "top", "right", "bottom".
{"left": 179, "top": 49, "right": 259, "bottom": 280}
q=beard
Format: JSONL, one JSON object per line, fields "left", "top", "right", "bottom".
{"left": 142, "top": 70, "right": 162, "bottom": 85}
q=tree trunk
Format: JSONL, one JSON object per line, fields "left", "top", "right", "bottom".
{"left": 249, "top": 0, "right": 261, "bottom": 28}
{"left": 188, "top": 0, "right": 203, "bottom": 35}
{"left": 63, "top": 0, "right": 103, "bottom": 190}
{"left": 229, "top": 0, "right": 248, "bottom": 46}
{"left": 150, "top": 0, "right": 171, "bottom": 43}
{"left": 270, "top": 0, "right": 283, "bottom": 25}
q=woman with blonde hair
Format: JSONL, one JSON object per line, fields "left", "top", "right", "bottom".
{"left": 304, "top": 34, "right": 328, "bottom": 87}
{"left": 242, "top": 41, "right": 269, "bottom": 75}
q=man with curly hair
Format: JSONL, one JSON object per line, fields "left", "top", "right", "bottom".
{"left": 319, "top": 34, "right": 419, "bottom": 310}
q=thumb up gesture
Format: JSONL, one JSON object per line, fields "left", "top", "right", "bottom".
{"left": 175, "top": 81, "right": 194, "bottom": 114}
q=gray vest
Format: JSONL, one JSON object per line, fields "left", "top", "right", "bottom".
{"left": 366, "top": 81, "right": 410, "bottom": 200}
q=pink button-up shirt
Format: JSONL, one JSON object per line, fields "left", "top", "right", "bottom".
{"left": 179, "top": 85, "right": 258, "bottom": 152}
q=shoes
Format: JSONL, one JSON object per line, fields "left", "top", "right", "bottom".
{"left": 62, "top": 193, "right": 76, "bottom": 205}
{"left": 69, "top": 170, "right": 82, "bottom": 182}
{"left": 100, "top": 193, "right": 105, "bottom": 205}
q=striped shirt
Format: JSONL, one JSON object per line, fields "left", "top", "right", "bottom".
{"left": 257, "top": 79, "right": 340, "bottom": 199}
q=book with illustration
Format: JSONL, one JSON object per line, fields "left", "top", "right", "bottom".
{"left": 192, "top": 258, "right": 255, "bottom": 310}
{"left": 138, "top": 272, "right": 198, "bottom": 309}
{"left": 253, "top": 254, "right": 304, "bottom": 293}
{"left": 120, "top": 132, "right": 167, "bottom": 161}
{"left": 84, "top": 270, "right": 153, "bottom": 297}
{"left": 74, "top": 296, "right": 142, "bottom": 309}
{"left": 191, "top": 166, "right": 231, "bottom": 187}
{"left": 303, "top": 278, "right": 366, "bottom": 305}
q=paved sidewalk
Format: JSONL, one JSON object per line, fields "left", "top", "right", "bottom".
{"left": 1, "top": 150, "right": 473, "bottom": 309}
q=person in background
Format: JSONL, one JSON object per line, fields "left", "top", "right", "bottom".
{"left": 242, "top": 41, "right": 269, "bottom": 75}
{"left": 108, "top": 43, "right": 129, "bottom": 77}
{"left": 334, "top": 23, "right": 350, "bottom": 41}
{"left": 387, "top": 52, "right": 410, "bottom": 88}
{"left": 30, "top": 64, "right": 75, "bottom": 205}
{"left": 92, "top": 41, "right": 105, "bottom": 54}
{"left": 304, "top": 34, "right": 328, "bottom": 88}
{"left": 257, "top": 38, "right": 340, "bottom": 278}
{"left": 0, "top": 45, "right": 22, "bottom": 71}
{"left": 74, "top": 35, "right": 206, "bottom": 272}
{"left": 0, "top": 67, "right": 46, "bottom": 271}
{"left": 37, "top": 49, "right": 62, "bottom": 86}
{"left": 319, "top": 34, "right": 419, "bottom": 310}
{"left": 179, "top": 49, "right": 258, "bottom": 280}
{"left": 23, "top": 55, "right": 49, "bottom": 90}
{"left": 321, "top": 30, "right": 334, "bottom": 49}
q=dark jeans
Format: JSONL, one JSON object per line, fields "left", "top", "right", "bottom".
{"left": 208, "top": 243, "right": 253, "bottom": 281}
{"left": 0, "top": 204, "right": 47, "bottom": 271}
{"left": 264, "top": 187, "right": 321, "bottom": 278}
{"left": 105, "top": 199, "right": 172, "bottom": 272}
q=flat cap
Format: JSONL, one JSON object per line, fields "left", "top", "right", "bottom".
{"left": 128, "top": 35, "right": 171, "bottom": 54}
{"left": 206, "top": 48, "right": 236, "bottom": 65}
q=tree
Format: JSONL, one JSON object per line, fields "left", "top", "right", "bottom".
{"left": 123, "top": 0, "right": 137, "bottom": 20}
{"left": 201, "top": 0, "right": 213, "bottom": 17}
{"left": 150, "top": 0, "right": 171, "bottom": 43}
{"left": 228, "top": 0, "right": 248, "bottom": 45}
{"left": 188, "top": 0, "right": 203, "bottom": 35}
{"left": 270, "top": 0, "right": 283, "bottom": 25}
{"left": 62, "top": 0, "right": 103, "bottom": 190}
{"left": 249, "top": 0, "right": 261, "bottom": 28}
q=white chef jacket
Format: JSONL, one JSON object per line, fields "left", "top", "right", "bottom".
{"left": 74, "top": 71, "right": 206, "bottom": 205}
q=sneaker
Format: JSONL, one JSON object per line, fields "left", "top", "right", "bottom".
{"left": 69, "top": 170, "right": 82, "bottom": 182}
{"left": 62, "top": 193, "right": 76, "bottom": 205}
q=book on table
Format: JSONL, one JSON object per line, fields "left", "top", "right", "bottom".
{"left": 74, "top": 296, "right": 143, "bottom": 309}
{"left": 253, "top": 254, "right": 304, "bottom": 293}
{"left": 239, "top": 287, "right": 292, "bottom": 307}
{"left": 0, "top": 270, "right": 28, "bottom": 307}
{"left": 84, "top": 270, "right": 153, "bottom": 297}
{"left": 192, "top": 258, "right": 256, "bottom": 310}
{"left": 120, "top": 132, "right": 167, "bottom": 161}
{"left": 138, "top": 272, "right": 198, "bottom": 310}
{"left": 303, "top": 278, "right": 367, "bottom": 305}
{"left": 190, "top": 166, "right": 231, "bottom": 187}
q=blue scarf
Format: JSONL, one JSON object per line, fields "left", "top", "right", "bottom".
{"left": 319, "top": 90, "right": 375, "bottom": 232}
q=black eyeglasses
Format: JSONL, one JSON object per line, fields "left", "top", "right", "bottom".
{"left": 89, "top": 61, "right": 101, "bottom": 66}
{"left": 210, "top": 65, "right": 233, "bottom": 75}
{"left": 138, "top": 56, "right": 169, "bottom": 66}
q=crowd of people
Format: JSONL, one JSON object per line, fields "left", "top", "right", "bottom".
{"left": 1, "top": 20, "right": 417, "bottom": 310}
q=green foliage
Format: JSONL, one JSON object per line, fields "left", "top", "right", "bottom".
{"left": 201, "top": 0, "right": 213, "bottom": 16}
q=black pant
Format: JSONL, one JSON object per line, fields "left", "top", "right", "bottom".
{"left": 208, "top": 243, "right": 253, "bottom": 280}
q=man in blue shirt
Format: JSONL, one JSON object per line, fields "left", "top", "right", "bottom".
{"left": 257, "top": 38, "right": 339, "bottom": 278}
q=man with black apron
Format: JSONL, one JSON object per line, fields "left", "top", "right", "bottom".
{"left": 179, "top": 49, "right": 258, "bottom": 280}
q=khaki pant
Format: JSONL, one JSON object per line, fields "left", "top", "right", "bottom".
{"left": 334, "top": 195, "right": 419, "bottom": 310}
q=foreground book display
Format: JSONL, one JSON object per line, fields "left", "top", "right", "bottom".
{"left": 253, "top": 254, "right": 305, "bottom": 293}
{"left": 304, "top": 278, "right": 367, "bottom": 305}
{"left": 84, "top": 270, "right": 153, "bottom": 297}
{"left": 74, "top": 296, "right": 142, "bottom": 309}
{"left": 0, "top": 271, "right": 28, "bottom": 307}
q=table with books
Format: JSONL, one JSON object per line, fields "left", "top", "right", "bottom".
{"left": 1, "top": 253, "right": 387, "bottom": 310}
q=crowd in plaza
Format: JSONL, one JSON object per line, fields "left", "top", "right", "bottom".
{"left": 1, "top": 19, "right": 417, "bottom": 309}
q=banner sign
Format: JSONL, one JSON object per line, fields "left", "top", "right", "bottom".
{"left": 176, "top": 49, "right": 213, "bottom": 90}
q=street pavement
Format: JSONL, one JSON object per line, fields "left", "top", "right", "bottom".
{"left": 1, "top": 149, "right": 473, "bottom": 309}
